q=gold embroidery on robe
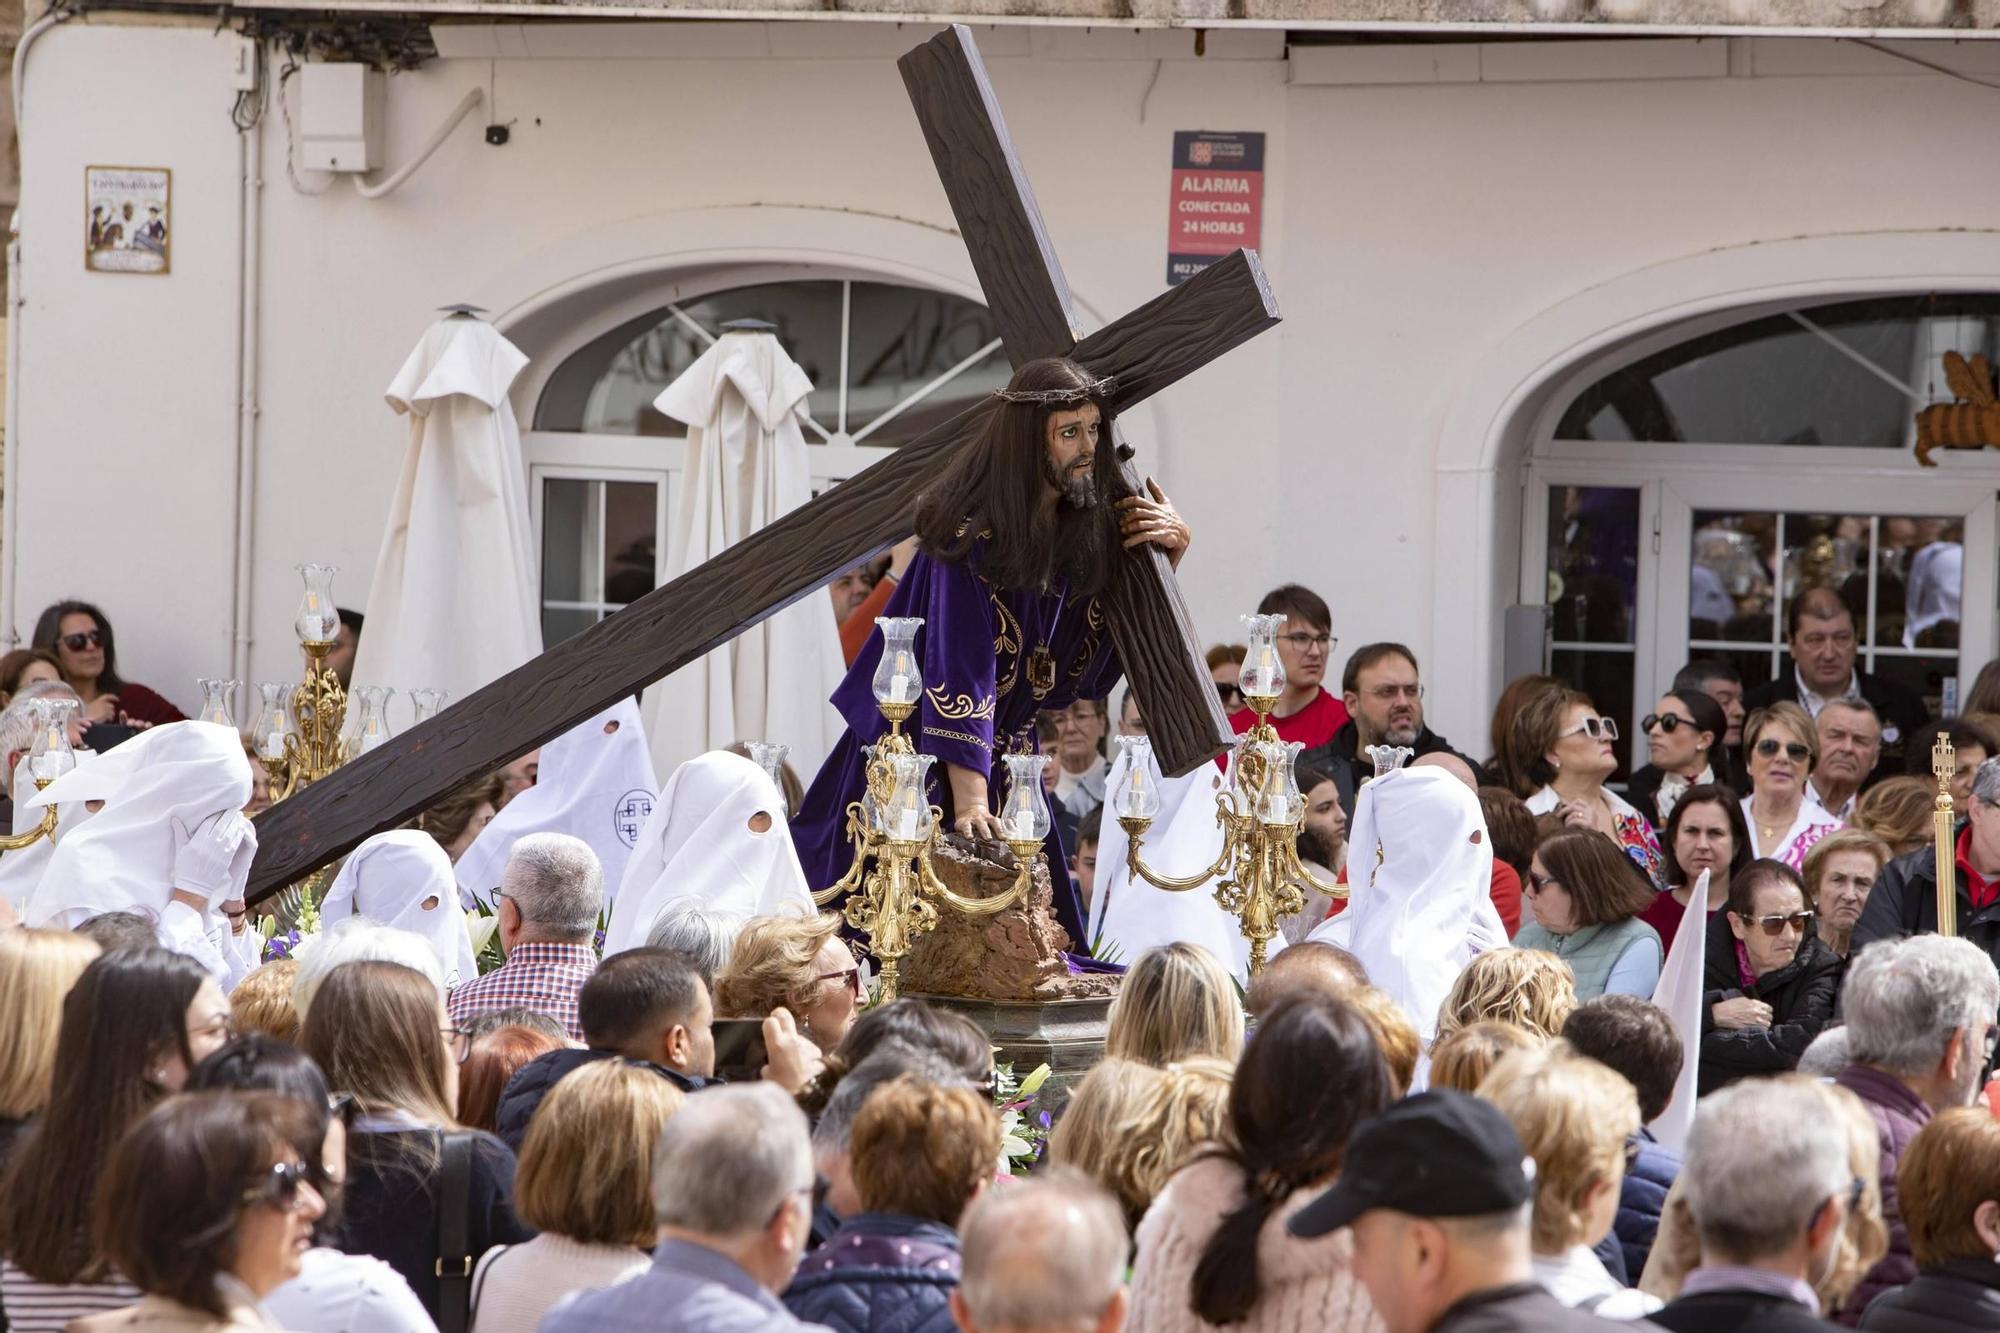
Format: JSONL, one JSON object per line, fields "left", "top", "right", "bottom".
{"left": 991, "top": 593, "right": 1023, "bottom": 701}
{"left": 927, "top": 726, "right": 992, "bottom": 752}
{"left": 1066, "top": 596, "right": 1106, "bottom": 680}
{"left": 925, "top": 686, "right": 995, "bottom": 721}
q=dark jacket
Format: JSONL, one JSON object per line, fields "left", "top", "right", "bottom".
{"left": 336, "top": 1127, "right": 535, "bottom": 1319}
{"left": 1859, "top": 1258, "right": 2000, "bottom": 1332}
{"left": 1651, "top": 1289, "right": 1840, "bottom": 1332}
{"left": 1299, "top": 720, "right": 1470, "bottom": 817}
{"left": 1851, "top": 834, "right": 2000, "bottom": 976}
{"left": 1834, "top": 1064, "right": 1935, "bottom": 1326}
{"left": 1698, "top": 915, "right": 1843, "bottom": 1094}
{"left": 782, "top": 1214, "right": 961, "bottom": 1333}
{"left": 1615, "top": 1130, "right": 1681, "bottom": 1281}
{"left": 494, "top": 1047, "right": 702, "bottom": 1152}
{"left": 1430, "top": 1280, "right": 1655, "bottom": 1331}
{"left": 1742, "top": 668, "right": 1928, "bottom": 788}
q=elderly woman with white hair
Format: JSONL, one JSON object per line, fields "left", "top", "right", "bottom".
{"left": 646, "top": 900, "right": 748, "bottom": 992}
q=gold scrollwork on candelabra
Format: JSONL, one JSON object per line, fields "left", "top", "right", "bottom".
{"left": 268, "top": 639, "right": 348, "bottom": 802}
{"left": 0, "top": 778, "right": 59, "bottom": 853}
{"left": 812, "top": 700, "right": 1042, "bottom": 1001}
{"left": 1117, "top": 702, "right": 1341, "bottom": 976}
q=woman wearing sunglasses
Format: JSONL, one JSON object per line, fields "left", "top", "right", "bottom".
{"left": 1518, "top": 687, "right": 1666, "bottom": 889}
{"left": 1625, "top": 689, "right": 1729, "bottom": 832}
{"left": 29, "top": 599, "right": 185, "bottom": 728}
{"left": 1741, "top": 702, "right": 1842, "bottom": 871}
{"left": 73, "top": 1090, "right": 325, "bottom": 1332}
{"left": 1697, "top": 859, "right": 1843, "bottom": 1094}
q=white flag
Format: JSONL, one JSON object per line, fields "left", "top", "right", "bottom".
{"left": 1648, "top": 869, "right": 1710, "bottom": 1152}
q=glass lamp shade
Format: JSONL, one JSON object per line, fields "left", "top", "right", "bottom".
{"left": 742, "top": 741, "right": 792, "bottom": 815}
{"left": 1238, "top": 613, "right": 1287, "bottom": 702}
{"left": 1259, "top": 740, "right": 1305, "bottom": 826}
{"left": 26, "top": 699, "right": 78, "bottom": 784}
{"left": 251, "top": 683, "right": 294, "bottom": 763}
{"left": 293, "top": 564, "right": 340, "bottom": 645}
{"left": 1113, "top": 736, "right": 1161, "bottom": 820}
{"left": 883, "top": 751, "right": 937, "bottom": 842}
{"left": 1000, "top": 754, "right": 1052, "bottom": 842}
{"left": 871, "top": 618, "right": 925, "bottom": 708}
{"left": 345, "top": 686, "right": 395, "bottom": 756}
{"left": 197, "top": 678, "right": 240, "bottom": 729}
{"left": 410, "top": 689, "right": 449, "bottom": 725}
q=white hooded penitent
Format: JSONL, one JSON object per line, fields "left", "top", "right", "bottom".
{"left": 454, "top": 696, "right": 659, "bottom": 911}
{"left": 641, "top": 328, "right": 843, "bottom": 778}
{"left": 350, "top": 310, "right": 542, "bottom": 715}
{"left": 323, "top": 829, "right": 479, "bottom": 989}
{"left": 603, "top": 748, "right": 814, "bottom": 956}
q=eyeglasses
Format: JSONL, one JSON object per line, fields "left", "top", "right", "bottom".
{"left": 1642, "top": 713, "right": 1697, "bottom": 734}
{"left": 1526, "top": 870, "right": 1561, "bottom": 896}
{"left": 1754, "top": 738, "right": 1812, "bottom": 763}
{"left": 1364, "top": 684, "right": 1425, "bottom": 702}
{"left": 190, "top": 1014, "right": 237, "bottom": 1044}
{"left": 440, "top": 1026, "right": 472, "bottom": 1064}
{"left": 1734, "top": 909, "right": 1815, "bottom": 936}
{"left": 60, "top": 630, "right": 103, "bottom": 652}
{"left": 816, "top": 966, "right": 864, "bottom": 996}
{"left": 1622, "top": 1139, "right": 1642, "bottom": 1173}
{"left": 243, "top": 1159, "right": 313, "bottom": 1212}
{"left": 1277, "top": 633, "right": 1336, "bottom": 653}
{"left": 1562, "top": 716, "right": 1619, "bottom": 742}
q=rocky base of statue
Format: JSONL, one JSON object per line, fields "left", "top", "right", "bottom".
{"left": 900, "top": 836, "right": 1119, "bottom": 1002}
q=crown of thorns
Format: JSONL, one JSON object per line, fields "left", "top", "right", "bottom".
{"left": 991, "top": 374, "right": 1115, "bottom": 404}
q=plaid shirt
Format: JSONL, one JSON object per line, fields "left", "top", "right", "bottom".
{"left": 447, "top": 941, "right": 598, "bottom": 1041}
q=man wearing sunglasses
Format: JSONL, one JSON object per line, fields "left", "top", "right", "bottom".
{"left": 1224, "top": 584, "right": 1349, "bottom": 751}
{"left": 1853, "top": 755, "right": 2000, "bottom": 977}
{"left": 1741, "top": 588, "right": 1925, "bottom": 788}
{"left": 1301, "top": 642, "right": 1472, "bottom": 816}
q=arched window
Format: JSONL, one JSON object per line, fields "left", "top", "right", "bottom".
{"left": 522, "top": 276, "right": 1009, "bottom": 647}
{"left": 1526, "top": 294, "right": 2000, "bottom": 776}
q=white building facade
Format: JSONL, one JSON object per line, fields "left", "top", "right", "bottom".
{"left": 15, "top": 12, "right": 2000, "bottom": 765}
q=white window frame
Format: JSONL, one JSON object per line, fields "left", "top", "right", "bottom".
{"left": 528, "top": 462, "right": 674, "bottom": 638}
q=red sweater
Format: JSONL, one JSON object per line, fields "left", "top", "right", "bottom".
{"left": 1227, "top": 687, "right": 1348, "bottom": 749}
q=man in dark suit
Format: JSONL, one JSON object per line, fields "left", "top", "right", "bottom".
{"left": 1741, "top": 587, "right": 1927, "bottom": 788}
{"left": 1649, "top": 1079, "right": 1854, "bottom": 1332}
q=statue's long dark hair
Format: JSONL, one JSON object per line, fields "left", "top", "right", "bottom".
{"left": 913, "top": 357, "right": 1122, "bottom": 596}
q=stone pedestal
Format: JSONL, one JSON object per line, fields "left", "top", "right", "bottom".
{"left": 909, "top": 994, "right": 1112, "bottom": 1115}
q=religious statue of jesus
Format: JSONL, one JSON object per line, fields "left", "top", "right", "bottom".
{"left": 792, "top": 355, "right": 1191, "bottom": 943}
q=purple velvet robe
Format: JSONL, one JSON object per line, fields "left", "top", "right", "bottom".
{"left": 792, "top": 542, "right": 1122, "bottom": 945}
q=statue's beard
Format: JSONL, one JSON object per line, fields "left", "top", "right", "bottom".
{"left": 1044, "top": 452, "right": 1100, "bottom": 510}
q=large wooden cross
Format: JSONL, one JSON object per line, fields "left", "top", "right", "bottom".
{"left": 246, "top": 25, "right": 1280, "bottom": 900}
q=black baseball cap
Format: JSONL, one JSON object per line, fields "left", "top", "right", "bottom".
{"left": 1289, "top": 1090, "right": 1536, "bottom": 1238}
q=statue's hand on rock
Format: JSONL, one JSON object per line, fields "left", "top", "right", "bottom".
{"left": 1117, "top": 478, "right": 1190, "bottom": 569}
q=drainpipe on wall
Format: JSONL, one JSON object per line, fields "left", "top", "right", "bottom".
{"left": 229, "top": 51, "right": 266, "bottom": 693}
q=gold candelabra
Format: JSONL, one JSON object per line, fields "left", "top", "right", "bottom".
{"left": 1113, "top": 613, "right": 1342, "bottom": 976}
{"left": 0, "top": 778, "right": 59, "bottom": 853}
{"left": 0, "top": 698, "right": 81, "bottom": 856}
{"left": 267, "top": 637, "right": 348, "bottom": 802}
{"left": 812, "top": 617, "right": 1049, "bottom": 1001}
{"left": 1933, "top": 732, "right": 1957, "bottom": 938}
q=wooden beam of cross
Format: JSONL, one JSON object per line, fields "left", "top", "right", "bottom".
{"left": 244, "top": 24, "right": 1279, "bottom": 901}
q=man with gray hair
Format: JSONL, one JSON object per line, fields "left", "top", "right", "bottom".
{"left": 447, "top": 830, "right": 602, "bottom": 1039}
{"left": 1854, "top": 753, "right": 2000, "bottom": 973}
{"left": 542, "top": 1083, "right": 829, "bottom": 1333}
{"left": 1831, "top": 932, "right": 2000, "bottom": 1320}
{"left": 1651, "top": 1079, "right": 1854, "bottom": 1332}
{"left": 950, "top": 1168, "right": 1128, "bottom": 1333}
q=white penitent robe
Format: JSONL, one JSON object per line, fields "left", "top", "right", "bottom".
{"left": 350, "top": 313, "right": 542, "bottom": 715}
{"left": 641, "top": 331, "right": 843, "bottom": 780}
{"left": 1088, "top": 745, "right": 1277, "bottom": 986}
{"left": 454, "top": 697, "right": 659, "bottom": 911}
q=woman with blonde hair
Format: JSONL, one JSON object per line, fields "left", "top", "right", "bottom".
{"left": 1861, "top": 1108, "right": 2000, "bottom": 1330}
{"left": 469, "top": 1060, "right": 684, "bottom": 1333}
{"left": 1516, "top": 686, "right": 1665, "bottom": 887}
{"left": 1433, "top": 947, "right": 1578, "bottom": 1044}
{"left": 1741, "top": 702, "right": 1841, "bottom": 869}
{"left": 1049, "top": 1056, "right": 1234, "bottom": 1233}
{"left": 1479, "top": 1046, "right": 1660, "bottom": 1318}
{"left": 1104, "top": 942, "right": 1243, "bottom": 1067}
{"left": 1852, "top": 775, "right": 1933, "bottom": 859}
{"left": 714, "top": 912, "right": 861, "bottom": 1055}
{"left": 0, "top": 927, "right": 99, "bottom": 1162}
{"left": 1426, "top": 1020, "right": 1543, "bottom": 1095}
{"left": 1344, "top": 985, "right": 1421, "bottom": 1098}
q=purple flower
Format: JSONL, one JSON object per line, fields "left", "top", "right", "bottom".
{"left": 1037, "top": 1110, "right": 1052, "bottom": 1130}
